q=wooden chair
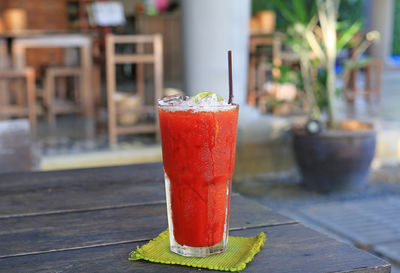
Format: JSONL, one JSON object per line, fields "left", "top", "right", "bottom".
{"left": 0, "top": 68, "right": 37, "bottom": 128}
{"left": 345, "top": 58, "right": 383, "bottom": 103}
{"left": 0, "top": 119, "right": 41, "bottom": 173}
{"left": 105, "top": 34, "right": 163, "bottom": 147}
{"left": 43, "top": 66, "right": 83, "bottom": 124}
{"left": 247, "top": 33, "right": 284, "bottom": 107}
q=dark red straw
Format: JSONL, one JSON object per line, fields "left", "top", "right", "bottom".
{"left": 228, "top": 50, "right": 233, "bottom": 104}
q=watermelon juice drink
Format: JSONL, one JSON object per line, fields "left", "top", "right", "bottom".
{"left": 158, "top": 94, "right": 238, "bottom": 257}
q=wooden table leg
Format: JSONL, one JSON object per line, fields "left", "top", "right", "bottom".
{"left": 153, "top": 34, "right": 163, "bottom": 141}
{"left": 136, "top": 43, "right": 145, "bottom": 97}
{"left": 375, "top": 59, "right": 383, "bottom": 102}
{"left": 106, "top": 36, "right": 117, "bottom": 147}
{"left": 44, "top": 70, "right": 55, "bottom": 124}
{"left": 26, "top": 68, "right": 37, "bottom": 128}
{"left": 81, "top": 44, "right": 93, "bottom": 118}
{"left": 365, "top": 65, "right": 372, "bottom": 102}
{"left": 11, "top": 43, "right": 28, "bottom": 113}
{"left": 256, "top": 56, "right": 267, "bottom": 106}
{"left": 15, "top": 79, "right": 26, "bottom": 107}
{"left": 0, "top": 79, "right": 8, "bottom": 120}
{"left": 12, "top": 43, "right": 25, "bottom": 69}
{"left": 92, "top": 64, "right": 101, "bottom": 108}
{"left": 81, "top": 44, "right": 95, "bottom": 140}
{"left": 248, "top": 55, "right": 256, "bottom": 105}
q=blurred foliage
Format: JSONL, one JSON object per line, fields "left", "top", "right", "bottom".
{"left": 273, "top": 64, "right": 299, "bottom": 84}
{"left": 314, "top": 69, "right": 328, "bottom": 113}
{"left": 252, "top": 0, "right": 363, "bottom": 30}
{"left": 337, "top": 0, "right": 363, "bottom": 24}
{"left": 393, "top": 0, "right": 400, "bottom": 56}
{"left": 265, "top": 97, "right": 286, "bottom": 106}
{"left": 343, "top": 58, "right": 373, "bottom": 71}
{"left": 266, "top": 0, "right": 377, "bottom": 127}
{"left": 251, "top": 0, "right": 275, "bottom": 15}
{"left": 252, "top": 0, "right": 315, "bottom": 30}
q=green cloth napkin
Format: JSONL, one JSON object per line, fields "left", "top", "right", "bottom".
{"left": 129, "top": 230, "right": 266, "bottom": 272}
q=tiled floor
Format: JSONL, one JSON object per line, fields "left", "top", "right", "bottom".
{"left": 296, "top": 197, "right": 400, "bottom": 272}
{"left": 35, "top": 112, "right": 157, "bottom": 157}
{"left": 337, "top": 70, "right": 400, "bottom": 129}
{"left": 35, "top": 70, "right": 400, "bottom": 157}
{"left": 298, "top": 197, "right": 400, "bottom": 255}
{"left": 235, "top": 178, "right": 400, "bottom": 271}
{"left": 33, "top": 80, "right": 183, "bottom": 156}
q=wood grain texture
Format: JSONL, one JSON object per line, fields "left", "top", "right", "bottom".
{"left": 0, "top": 163, "right": 390, "bottom": 272}
{"left": 0, "top": 180, "right": 165, "bottom": 217}
{"left": 0, "top": 224, "right": 390, "bottom": 273}
{"left": 0, "top": 163, "right": 165, "bottom": 217}
{"left": 0, "top": 163, "right": 239, "bottom": 218}
{"left": 0, "top": 195, "right": 295, "bottom": 258}
{"left": 0, "top": 163, "right": 164, "bottom": 191}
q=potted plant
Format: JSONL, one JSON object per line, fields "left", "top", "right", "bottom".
{"left": 274, "top": 0, "right": 379, "bottom": 192}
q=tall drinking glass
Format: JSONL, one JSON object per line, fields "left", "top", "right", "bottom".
{"left": 158, "top": 101, "right": 239, "bottom": 257}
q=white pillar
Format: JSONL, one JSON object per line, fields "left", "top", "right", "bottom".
{"left": 181, "top": 0, "right": 250, "bottom": 105}
{"left": 368, "top": 0, "right": 395, "bottom": 66}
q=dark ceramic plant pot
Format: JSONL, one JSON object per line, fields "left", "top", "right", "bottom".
{"left": 292, "top": 129, "right": 376, "bottom": 193}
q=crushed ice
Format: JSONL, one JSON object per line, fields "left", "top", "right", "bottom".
{"left": 158, "top": 93, "right": 236, "bottom": 112}
{"left": 158, "top": 94, "right": 189, "bottom": 105}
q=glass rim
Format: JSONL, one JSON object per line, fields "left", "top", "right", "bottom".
{"left": 157, "top": 102, "right": 239, "bottom": 109}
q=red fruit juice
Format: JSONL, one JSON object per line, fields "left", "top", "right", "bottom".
{"left": 159, "top": 105, "right": 238, "bottom": 247}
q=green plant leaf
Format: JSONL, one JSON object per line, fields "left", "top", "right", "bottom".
{"left": 337, "top": 21, "right": 362, "bottom": 52}
{"left": 271, "top": 0, "right": 298, "bottom": 24}
{"left": 266, "top": 97, "right": 286, "bottom": 106}
{"left": 293, "top": 0, "right": 307, "bottom": 24}
{"left": 310, "top": 3, "right": 317, "bottom": 22}
{"left": 343, "top": 57, "right": 373, "bottom": 71}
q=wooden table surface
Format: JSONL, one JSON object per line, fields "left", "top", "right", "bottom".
{"left": 0, "top": 163, "right": 391, "bottom": 272}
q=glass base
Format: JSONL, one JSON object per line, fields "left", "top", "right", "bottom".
{"left": 164, "top": 171, "right": 231, "bottom": 257}
{"left": 170, "top": 237, "right": 227, "bottom": 257}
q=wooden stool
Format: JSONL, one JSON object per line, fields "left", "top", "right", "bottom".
{"left": 43, "top": 67, "right": 82, "bottom": 124}
{"left": 0, "top": 68, "right": 37, "bottom": 128}
{"left": 106, "top": 34, "right": 163, "bottom": 147}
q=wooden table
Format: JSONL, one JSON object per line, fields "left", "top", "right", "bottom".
{"left": 11, "top": 34, "right": 94, "bottom": 118}
{"left": 0, "top": 163, "right": 391, "bottom": 272}
{"left": 10, "top": 34, "right": 95, "bottom": 138}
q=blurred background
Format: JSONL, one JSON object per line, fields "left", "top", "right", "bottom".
{"left": 1, "top": 0, "right": 400, "bottom": 270}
